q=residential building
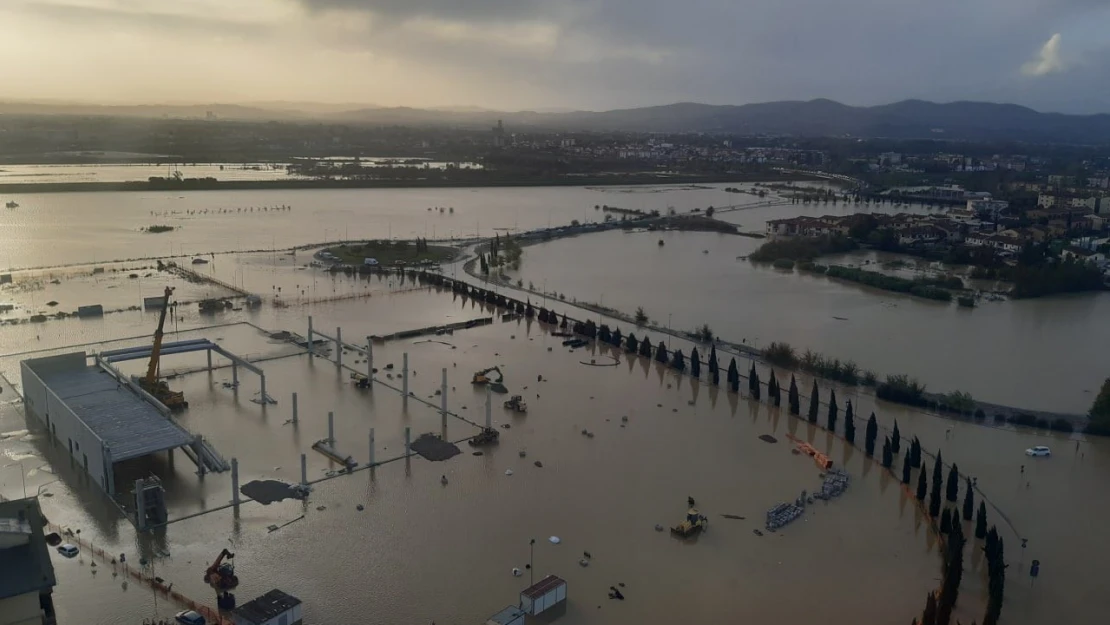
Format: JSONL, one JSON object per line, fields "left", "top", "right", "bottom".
{"left": 966, "top": 198, "right": 1009, "bottom": 218}
{"left": 0, "top": 498, "right": 57, "bottom": 625}
{"left": 1087, "top": 177, "right": 1109, "bottom": 189}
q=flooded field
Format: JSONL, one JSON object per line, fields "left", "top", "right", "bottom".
{"left": 509, "top": 229, "right": 1110, "bottom": 414}
{"left": 0, "top": 183, "right": 1105, "bottom": 625}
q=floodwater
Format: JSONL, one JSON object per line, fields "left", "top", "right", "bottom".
{"left": 511, "top": 229, "right": 1110, "bottom": 414}
{"left": 0, "top": 160, "right": 472, "bottom": 185}
{"left": 0, "top": 183, "right": 1106, "bottom": 624}
{"left": 0, "top": 183, "right": 770, "bottom": 269}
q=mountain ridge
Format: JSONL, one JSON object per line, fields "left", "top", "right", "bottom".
{"left": 2, "top": 98, "right": 1109, "bottom": 142}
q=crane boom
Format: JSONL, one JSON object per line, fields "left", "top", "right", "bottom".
{"left": 145, "top": 287, "right": 173, "bottom": 386}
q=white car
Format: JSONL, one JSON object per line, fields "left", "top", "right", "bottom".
{"left": 175, "top": 610, "right": 206, "bottom": 625}
{"left": 56, "top": 544, "right": 79, "bottom": 558}
{"left": 1025, "top": 446, "right": 1051, "bottom": 457}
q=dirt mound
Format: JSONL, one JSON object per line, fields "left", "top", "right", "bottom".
{"left": 410, "top": 433, "right": 462, "bottom": 462}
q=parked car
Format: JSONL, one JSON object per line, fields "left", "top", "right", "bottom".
{"left": 56, "top": 544, "right": 79, "bottom": 558}
{"left": 175, "top": 610, "right": 206, "bottom": 625}
{"left": 1025, "top": 446, "right": 1051, "bottom": 457}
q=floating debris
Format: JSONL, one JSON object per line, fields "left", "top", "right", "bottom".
{"left": 721, "top": 514, "right": 745, "bottom": 520}
{"left": 356, "top": 504, "right": 364, "bottom": 511}
{"left": 410, "top": 433, "right": 462, "bottom": 461}
{"left": 534, "top": 461, "right": 543, "bottom": 468}
{"left": 753, "top": 529, "right": 764, "bottom": 536}
{"left": 548, "top": 536, "right": 561, "bottom": 544}
{"left": 505, "top": 469, "right": 514, "bottom": 476}
{"left": 759, "top": 434, "right": 778, "bottom": 444}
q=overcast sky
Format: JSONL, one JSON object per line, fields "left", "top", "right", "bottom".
{"left": 1, "top": 0, "right": 1108, "bottom": 113}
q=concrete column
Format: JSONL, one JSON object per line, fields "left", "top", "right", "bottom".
{"left": 300, "top": 453, "right": 307, "bottom": 487}
{"left": 232, "top": 364, "right": 238, "bottom": 387}
{"left": 402, "top": 353, "right": 409, "bottom": 408}
{"left": 260, "top": 374, "right": 267, "bottom": 403}
{"left": 336, "top": 327, "right": 343, "bottom": 369}
{"left": 291, "top": 392, "right": 299, "bottom": 424}
{"left": 134, "top": 479, "right": 147, "bottom": 531}
{"left": 404, "top": 426, "right": 411, "bottom": 455}
{"left": 307, "top": 316, "right": 314, "bottom": 355}
{"left": 328, "top": 411, "right": 335, "bottom": 446}
{"left": 368, "top": 428, "right": 375, "bottom": 466}
{"left": 485, "top": 387, "right": 492, "bottom": 429}
{"left": 194, "top": 435, "right": 207, "bottom": 476}
{"left": 207, "top": 349, "right": 212, "bottom": 371}
{"left": 366, "top": 338, "right": 373, "bottom": 389}
{"left": 440, "top": 367, "right": 448, "bottom": 429}
{"left": 231, "top": 458, "right": 240, "bottom": 508}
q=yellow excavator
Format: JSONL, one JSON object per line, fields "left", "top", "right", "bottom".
{"left": 472, "top": 366, "right": 508, "bottom": 394}
{"left": 138, "top": 287, "right": 188, "bottom": 410}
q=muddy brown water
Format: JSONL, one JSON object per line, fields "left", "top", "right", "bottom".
{"left": 0, "top": 281, "right": 1105, "bottom": 625}
{"left": 0, "top": 184, "right": 1105, "bottom": 624}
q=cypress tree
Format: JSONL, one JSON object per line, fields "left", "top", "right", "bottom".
{"left": 672, "top": 349, "right": 686, "bottom": 372}
{"left": 727, "top": 358, "right": 740, "bottom": 393}
{"left": 882, "top": 436, "right": 893, "bottom": 468}
{"left": 844, "top": 399, "right": 853, "bottom": 430}
{"left": 610, "top": 327, "right": 622, "bottom": 347}
{"left": 940, "top": 508, "right": 952, "bottom": 534}
{"left": 768, "top": 371, "right": 781, "bottom": 406}
{"left": 712, "top": 367, "right": 720, "bottom": 386}
{"left": 902, "top": 452, "right": 912, "bottom": 484}
{"left": 910, "top": 437, "right": 922, "bottom": 468}
{"left": 922, "top": 592, "right": 937, "bottom": 625}
{"left": 975, "top": 501, "right": 987, "bottom": 539}
{"left": 560, "top": 313, "right": 569, "bottom": 329}
{"left": 655, "top": 341, "right": 668, "bottom": 363}
{"left": 891, "top": 420, "right": 901, "bottom": 454}
{"left": 708, "top": 345, "right": 719, "bottom": 376}
{"left": 946, "top": 463, "right": 960, "bottom": 503}
{"left": 807, "top": 380, "right": 820, "bottom": 422}
{"left": 962, "top": 477, "right": 974, "bottom": 521}
{"left": 690, "top": 347, "right": 701, "bottom": 378}
{"left": 938, "top": 519, "right": 965, "bottom": 625}
{"left": 626, "top": 333, "right": 639, "bottom": 353}
{"left": 916, "top": 465, "right": 928, "bottom": 502}
{"left": 639, "top": 336, "right": 653, "bottom": 357}
{"left": 865, "top": 413, "right": 878, "bottom": 456}
{"left": 788, "top": 375, "right": 800, "bottom": 415}
{"left": 932, "top": 451, "right": 944, "bottom": 494}
{"left": 749, "top": 365, "right": 761, "bottom": 400}
{"left": 929, "top": 476, "right": 942, "bottom": 519}
{"left": 827, "top": 390, "right": 839, "bottom": 432}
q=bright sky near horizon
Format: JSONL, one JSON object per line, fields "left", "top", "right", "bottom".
{"left": 1, "top": 0, "right": 1108, "bottom": 113}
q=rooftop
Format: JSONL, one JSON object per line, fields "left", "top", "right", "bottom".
{"left": 233, "top": 589, "right": 302, "bottom": 624}
{"left": 25, "top": 354, "right": 194, "bottom": 462}
{"left": 0, "top": 498, "right": 56, "bottom": 600}
{"left": 521, "top": 574, "right": 567, "bottom": 600}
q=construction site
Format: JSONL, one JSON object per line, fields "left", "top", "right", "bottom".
{"left": 0, "top": 248, "right": 1004, "bottom": 625}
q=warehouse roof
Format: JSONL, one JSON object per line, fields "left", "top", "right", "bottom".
{"left": 33, "top": 363, "right": 193, "bottom": 462}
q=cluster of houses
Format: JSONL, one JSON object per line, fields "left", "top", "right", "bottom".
{"left": 765, "top": 200, "right": 1110, "bottom": 274}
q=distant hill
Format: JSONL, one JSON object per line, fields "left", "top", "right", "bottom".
{"left": 4, "top": 98, "right": 1110, "bottom": 143}
{"left": 330, "top": 99, "right": 1110, "bottom": 143}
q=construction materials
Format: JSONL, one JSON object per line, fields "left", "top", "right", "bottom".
{"left": 813, "top": 468, "right": 851, "bottom": 500}
{"left": 765, "top": 501, "right": 804, "bottom": 531}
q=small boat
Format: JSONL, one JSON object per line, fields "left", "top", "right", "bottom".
{"left": 5, "top": 201, "right": 18, "bottom": 209}
{"left": 670, "top": 507, "right": 708, "bottom": 537}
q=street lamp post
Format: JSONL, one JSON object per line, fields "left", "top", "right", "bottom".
{"left": 529, "top": 538, "right": 535, "bottom": 586}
